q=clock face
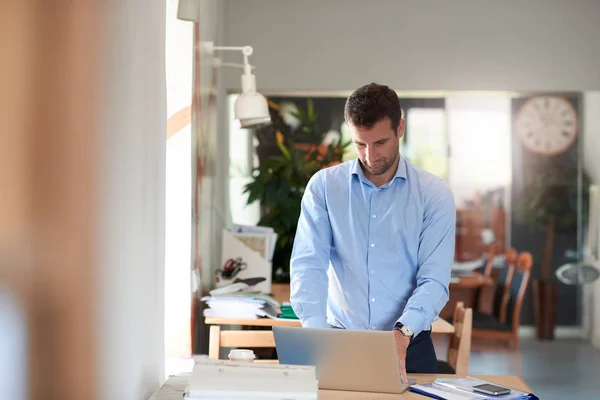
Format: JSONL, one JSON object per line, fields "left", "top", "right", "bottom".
{"left": 515, "top": 96, "right": 578, "bottom": 156}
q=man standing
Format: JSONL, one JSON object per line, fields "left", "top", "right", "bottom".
{"left": 290, "top": 83, "right": 456, "bottom": 380}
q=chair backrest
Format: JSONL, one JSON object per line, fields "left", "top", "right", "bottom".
{"left": 507, "top": 252, "right": 533, "bottom": 335}
{"left": 208, "top": 325, "right": 277, "bottom": 363}
{"left": 447, "top": 302, "right": 472, "bottom": 375}
{"left": 494, "top": 248, "right": 517, "bottom": 323}
{"left": 482, "top": 245, "right": 496, "bottom": 277}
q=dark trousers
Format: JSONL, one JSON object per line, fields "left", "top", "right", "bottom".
{"left": 406, "top": 330, "right": 437, "bottom": 373}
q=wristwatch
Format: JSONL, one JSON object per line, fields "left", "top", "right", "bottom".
{"left": 393, "top": 322, "right": 414, "bottom": 341}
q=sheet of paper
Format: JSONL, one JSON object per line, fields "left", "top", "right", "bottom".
{"left": 230, "top": 224, "right": 277, "bottom": 261}
{"left": 452, "top": 259, "right": 485, "bottom": 272}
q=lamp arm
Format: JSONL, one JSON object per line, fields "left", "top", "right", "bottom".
{"left": 213, "top": 60, "right": 255, "bottom": 70}
{"left": 203, "top": 41, "right": 255, "bottom": 81}
{"left": 203, "top": 42, "right": 253, "bottom": 58}
{"left": 213, "top": 45, "right": 248, "bottom": 53}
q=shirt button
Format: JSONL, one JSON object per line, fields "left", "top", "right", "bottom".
{"left": 370, "top": 243, "right": 375, "bottom": 247}
{"left": 370, "top": 269, "right": 374, "bottom": 274}
{"left": 371, "top": 326, "right": 376, "bottom": 330}
{"left": 371, "top": 297, "right": 376, "bottom": 302}
{"left": 372, "top": 214, "right": 377, "bottom": 219}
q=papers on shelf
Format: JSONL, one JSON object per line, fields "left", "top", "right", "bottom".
{"left": 410, "top": 377, "right": 538, "bottom": 400}
{"left": 452, "top": 259, "right": 485, "bottom": 273}
{"left": 202, "top": 293, "right": 281, "bottom": 320}
{"left": 451, "top": 254, "right": 506, "bottom": 274}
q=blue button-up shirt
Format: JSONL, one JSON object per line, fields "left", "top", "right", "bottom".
{"left": 290, "top": 157, "right": 456, "bottom": 337}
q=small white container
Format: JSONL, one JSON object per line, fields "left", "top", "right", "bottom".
{"left": 228, "top": 349, "right": 256, "bottom": 363}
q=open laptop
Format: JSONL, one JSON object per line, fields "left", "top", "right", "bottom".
{"left": 273, "top": 326, "right": 412, "bottom": 394}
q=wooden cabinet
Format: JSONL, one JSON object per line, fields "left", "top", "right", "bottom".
{"left": 455, "top": 206, "right": 505, "bottom": 261}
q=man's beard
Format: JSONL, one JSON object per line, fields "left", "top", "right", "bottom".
{"left": 361, "top": 152, "right": 398, "bottom": 175}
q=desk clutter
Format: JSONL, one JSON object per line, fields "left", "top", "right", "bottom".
{"left": 202, "top": 291, "right": 298, "bottom": 321}
{"left": 202, "top": 292, "right": 280, "bottom": 320}
{"left": 184, "top": 357, "right": 318, "bottom": 400}
{"left": 217, "top": 225, "right": 277, "bottom": 294}
{"left": 410, "top": 377, "right": 538, "bottom": 400}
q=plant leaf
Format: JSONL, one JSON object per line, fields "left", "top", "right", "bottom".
{"left": 307, "top": 98, "right": 316, "bottom": 121}
{"left": 277, "top": 140, "right": 292, "bottom": 160}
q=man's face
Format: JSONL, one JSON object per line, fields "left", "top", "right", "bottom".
{"left": 350, "top": 118, "right": 405, "bottom": 176}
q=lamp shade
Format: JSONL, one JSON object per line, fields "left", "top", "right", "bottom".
{"left": 234, "top": 70, "right": 271, "bottom": 128}
{"left": 234, "top": 91, "right": 270, "bottom": 128}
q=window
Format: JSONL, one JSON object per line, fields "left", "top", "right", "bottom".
{"left": 403, "top": 108, "right": 448, "bottom": 179}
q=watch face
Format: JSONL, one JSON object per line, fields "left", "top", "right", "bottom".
{"left": 515, "top": 96, "right": 578, "bottom": 156}
{"left": 401, "top": 326, "right": 413, "bottom": 337}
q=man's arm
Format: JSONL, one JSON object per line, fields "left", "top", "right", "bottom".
{"left": 289, "top": 171, "right": 332, "bottom": 329}
{"left": 398, "top": 178, "right": 456, "bottom": 337}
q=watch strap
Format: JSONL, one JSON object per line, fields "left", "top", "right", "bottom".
{"left": 393, "top": 322, "right": 414, "bottom": 341}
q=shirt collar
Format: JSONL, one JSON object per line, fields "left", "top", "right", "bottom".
{"left": 350, "top": 156, "right": 407, "bottom": 186}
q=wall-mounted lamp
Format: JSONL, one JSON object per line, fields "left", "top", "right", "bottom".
{"left": 202, "top": 42, "right": 271, "bottom": 128}
{"left": 176, "top": 1, "right": 271, "bottom": 128}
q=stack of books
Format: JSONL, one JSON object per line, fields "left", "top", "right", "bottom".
{"left": 279, "top": 302, "right": 298, "bottom": 320}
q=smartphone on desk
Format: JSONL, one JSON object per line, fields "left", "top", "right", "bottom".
{"left": 472, "top": 383, "right": 511, "bottom": 396}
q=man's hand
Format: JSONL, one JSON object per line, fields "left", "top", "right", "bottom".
{"left": 392, "top": 330, "right": 411, "bottom": 383}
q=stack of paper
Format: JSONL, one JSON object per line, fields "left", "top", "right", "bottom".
{"left": 451, "top": 259, "right": 485, "bottom": 275}
{"left": 202, "top": 293, "right": 281, "bottom": 320}
{"left": 185, "top": 358, "right": 318, "bottom": 400}
{"left": 410, "top": 377, "right": 538, "bottom": 400}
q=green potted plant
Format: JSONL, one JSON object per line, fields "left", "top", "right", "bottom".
{"left": 243, "top": 100, "right": 349, "bottom": 283}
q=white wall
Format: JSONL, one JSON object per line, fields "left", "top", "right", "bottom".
{"left": 224, "top": 0, "right": 600, "bottom": 92}
{"left": 583, "top": 93, "right": 600, "bottom": 185}
{"left": 96, "top": 0, "right": 167, "bottom": 398}
{"left": 195, "top": 0, "right": 231, "bottom": 297}
{"left": 165, "top": 0, "right": 194, "bottom": 365}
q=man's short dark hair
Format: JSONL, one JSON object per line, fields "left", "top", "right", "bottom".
{"left": 344, "top": 82, "right": 401, "bottom": 133}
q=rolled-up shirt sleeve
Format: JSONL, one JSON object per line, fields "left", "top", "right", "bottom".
{"left": 289, "top": 171, "right": 332, "bottom": 329}
{"left": 398, "top": 178, "right": 456, "bottom": 337}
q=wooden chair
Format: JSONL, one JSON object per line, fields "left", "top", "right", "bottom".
{"left": 472, "top": 252, "right": 533, "bottom": 349}
{"left": 208, "top": 325, "right": 278, "bottom": 363}
{"left": 482, "top": 245, "right": 496, "bottom": 278}
{"left": 437, "top": 302, "right": 472, "bottom": 375}
{"left": 476, "top": 248, "right": 517, "bottom": 315}
{"left": 497, "top": 249, "right": 518, "bottom": 324}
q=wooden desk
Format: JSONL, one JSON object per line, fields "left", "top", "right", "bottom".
{"left": 450, "top": 273, "right": 493, "bottom": 289}
{"left": 441, "top": 273, "right": 494, "bottom": 319}
{"left": 150, "top": 373, "right": 532, "bottom": 399}
{"left": 205, "top": 317, "right": 455, "bottom": 334}
{"left": 321, "top": 375, "right": 530, "bottom": 399}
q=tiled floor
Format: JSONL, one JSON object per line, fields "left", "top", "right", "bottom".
{"left": 469, "top": 339, "right": 600, "bottom": 400}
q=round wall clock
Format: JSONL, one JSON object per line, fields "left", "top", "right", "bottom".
{"left": 515, "top": 96, "right": 578, "bottom": 156}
